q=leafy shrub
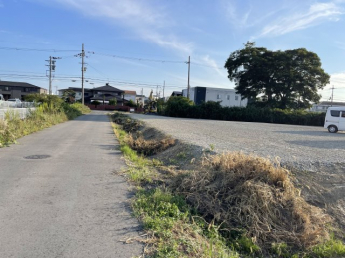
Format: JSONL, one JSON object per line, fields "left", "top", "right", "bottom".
{"left": 164, "top": 96, "right": 194, "bottom": 117}
{"left": 162, "top": 99, "right": 325, "bottom": 126}
{"left": 126, "top": 99, "right": 136, "bottom": 107}
{"left": 109, "top": 98, "right": 117, "bottom": 106}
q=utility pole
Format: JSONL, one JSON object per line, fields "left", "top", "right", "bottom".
{"left": 186, "top": 56, "right": 190, "bottom": 99}
{"left": 156, "top": 85, "right": 158, "bottom": 99}
{"left": 163, "top": 80, "right": 165, "bottom": 99}
{"left": 81, "top": 43, "right": 85, "bottom": 105}
{"left": 55, "top": 86, "right": 58, "bottom": 95}
{"left": 46, "top": 56, "right": 57, "bottom": 95}
{"left": 49, "top": 56, "right": 52, "bottom": 95}
{"left": 330, "top": 85, "right": 335, "bottom": 107}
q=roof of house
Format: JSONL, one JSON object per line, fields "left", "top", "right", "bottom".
{"left": 92, "top": 84, "right": 123, "bottom": 92}
{"left": 58, "top": 87, "right": 91, "bottom": 92}
{"left": 317, "top": 101, "right": 345, "bottom": 106}
{"left": 0, "top": 80, "right": 41, "bottom": 88}
{"left": 124, "top": 90, "right": 136, "bottom": 95}
{"left": 90, "top": 95, "right": 123, "bottom": 101}
{"left": 171, "top": 91, "right": 182, "bottom": 96}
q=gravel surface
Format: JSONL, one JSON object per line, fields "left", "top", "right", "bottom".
{"left": 128, "top": 114, "right": 345, "bottom": 170}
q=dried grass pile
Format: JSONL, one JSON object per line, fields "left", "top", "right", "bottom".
{"left": 126, "top": 134, "right": 176, "bottom": 156}
{"left": 113, "top": 115, "right": 142, "bottom": 133}
{"left": 172, "top": 152, "right": 331, "bottom": 251}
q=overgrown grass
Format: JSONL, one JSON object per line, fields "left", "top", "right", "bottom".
{"left": 133, "top": 188, "right": 239, "bottom": 258}
{"left": 0, "top": 102, "right": 90, "bottom": 147}
{"left": 111, "top": 112, "right": 345, "bottom": 258}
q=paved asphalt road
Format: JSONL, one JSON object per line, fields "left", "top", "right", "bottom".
{"left": 0, "top": 111, "right": 143, "bottom": 258}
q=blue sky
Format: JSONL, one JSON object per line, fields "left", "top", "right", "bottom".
{"left": 0, "top": 0, "right": 345, "bottom": 101}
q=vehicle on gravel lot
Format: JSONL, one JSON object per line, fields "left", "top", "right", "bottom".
{"left": 324, "top": 107, "right": 345, "bottom": 133}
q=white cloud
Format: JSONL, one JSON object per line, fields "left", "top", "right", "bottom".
{"left": 51, "top": 0, "right": 193, "bottom": 54}
{"left": 195, "top": 55, "right": 226, "bottom": 77}
{"left": 320, "top": 72, "right": 345, "bottom": 100}
{"left": 258, "top": 2, "right": 344, "bottom": 38}
{"left": 222, "top": 0, "right": 252, "bottom": 28}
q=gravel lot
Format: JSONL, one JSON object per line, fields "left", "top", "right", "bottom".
{"left": 128, "top": 114, "right": 345, "bottom": 169}
{"left": 127, "top": 113, "right": 345, "bottom": 231}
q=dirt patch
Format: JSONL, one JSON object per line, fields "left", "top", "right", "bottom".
{"left": 289, "top": 163, "right": 345, "bottom": 235}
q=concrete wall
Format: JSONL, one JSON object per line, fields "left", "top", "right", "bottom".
{"left": 0, "top": 108, "right": 36, "bottom": 120}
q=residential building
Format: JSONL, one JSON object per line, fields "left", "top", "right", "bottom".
{"left": 182, "top": 86, "right": 247, "bottom": 107}
{"left": 309, "top": 101, "right": 345, "bottom": 112}
{"left": 124, "top": 90, "right": 136, "bottom": 102}
{"left": 59, "top": 83, "right": 125, "bottom": 104}
{"left": 0, "top": 81, "right": 47, "bottom": 100}
{"left": 136, "top": 94, "right": 147, "bottom": 107}
{"left": 171, "top": 91, "right": 182, "bottom": 97}
{"left": 58, "top": 87, "right": 92, "bottom": 101}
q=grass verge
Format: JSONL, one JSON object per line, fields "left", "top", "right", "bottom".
{"left": 112, "top": 117, "right": 240, "bottom": 257}
{"left": 0, "top": 102, "right": 90, "bottom": 147}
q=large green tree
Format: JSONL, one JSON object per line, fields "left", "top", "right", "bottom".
{"left": 224, "top": 42, "right": 330, "bottom": 109}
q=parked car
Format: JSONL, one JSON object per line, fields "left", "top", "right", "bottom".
{"left": 7, "top": 98, "right": 22, "bottom": 108}
{"left": 324, "top": 107, "right": 345, "bottom": 133}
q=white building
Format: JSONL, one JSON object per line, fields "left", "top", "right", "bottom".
{"left": 310, "top": 101, "right": 345, "bottom": 112}
{"left": 124, "top": 90, "right": 136, "bottom": 102}
{"left": 136, "top": 94, "right": 147, "bottom": 106}
{"left": 182, "top": 87, "right": 247, "bottom": 107}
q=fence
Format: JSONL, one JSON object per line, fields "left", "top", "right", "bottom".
{"left": 0, "top": 101, "right": 36, "bottom": 120}
{"left": 0, "top": 101, "right": 36, "bottom": 109}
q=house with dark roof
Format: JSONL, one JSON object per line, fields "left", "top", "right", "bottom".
{"left": 171, "top": 91, "right": 182, "bottom": 97}
{"left": 90, "top": 84, "right": 124, "bottom": 104}
{"left": 0, "top": 81, "right": 47, "bottom": 100}
{"left": 58, "top": 83, "right": 126, "bottom": 104}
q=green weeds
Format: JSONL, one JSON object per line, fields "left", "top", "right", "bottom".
{"left": 0, "top": 99, "right": 90, "bottom": 147}
{"left": 309, "top": 236, "right": 345, "bottom": 258}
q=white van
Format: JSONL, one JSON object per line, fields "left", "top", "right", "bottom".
{"left": 324, "top": 107, "right": 345, "bottom": 133}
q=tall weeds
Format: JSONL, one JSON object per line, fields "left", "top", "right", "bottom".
{"left": 0, "top": 102, "right": 90, "bottom": 147}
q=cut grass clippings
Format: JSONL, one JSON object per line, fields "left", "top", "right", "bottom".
{"left": 111, "top": 112, "right": 345, "bottom": 258}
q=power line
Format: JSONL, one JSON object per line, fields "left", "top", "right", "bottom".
{"left": 0, "top": 73, "right": 186, "bottom": 89}
{"left": 87, "top": 51, "right": 185, "bottom": 64}
{"left": 0, "top": 46, "right": 79, "bottom": 52}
